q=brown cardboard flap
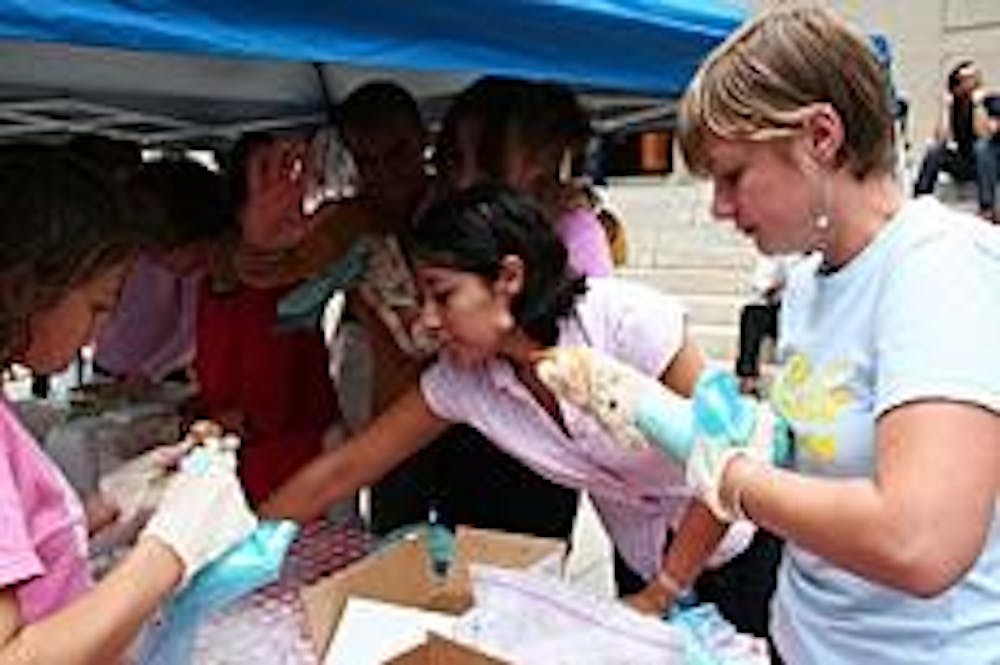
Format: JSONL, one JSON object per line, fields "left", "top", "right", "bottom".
{"left": 301, "top": 536, "right": 439, "bottom": 655}
{"left": 301, "top": 526, "right": 566, "bottom": 656}
{"left": 388, "top": 634, "right": 508, "bottom": 665}
{"left": 445, "top": 526, "right": 565, "bottom": 600}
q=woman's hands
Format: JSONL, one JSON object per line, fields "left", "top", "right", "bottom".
{"left": 140, "top": 437, "right": 257, "bottom": 585}
{"left": 536, "top": 347, "right": 790, "bottom": 521}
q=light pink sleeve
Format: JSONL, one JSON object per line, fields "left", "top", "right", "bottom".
{"left": 0, "top": 419, "right": 44, "bottom": 590}
{"left": 592, "top": 278, "right": 687, "bottom": 378}
{"left": 557, "top": 207, "right": 614, "bottom": 277}
{"left": 419, "top": 359, "right": 465, "bottom": 422}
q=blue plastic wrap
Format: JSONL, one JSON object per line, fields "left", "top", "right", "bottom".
{"left": 138, "top": 520, "right": 299, "bottom": 665}
{"left": 636, "top": 366, "right": 792, "bottom": 466}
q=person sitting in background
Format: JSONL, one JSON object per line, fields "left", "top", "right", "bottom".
{"left": 735, "top": 255, "right": 801, "bottom": 396}
{"left": 913, "top": 60, "right": 1000, "bottom": 222}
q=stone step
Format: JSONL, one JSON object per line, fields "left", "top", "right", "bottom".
{"left": 679, "top": 293, "right": 745, "bottom": 327}
{"left": 626, "top": 244, "right": 756, "bottom": 271}
{"left": 690, "top": 322, "right": 739, "bottom": 362}
{"left": 619, "top": 265, "right": 753, "bottom": 297}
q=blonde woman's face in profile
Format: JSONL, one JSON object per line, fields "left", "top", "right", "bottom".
{"left": 20, "top": 262, "right": 131, "bottom": 374}
{"left": 705, "top": 136, "right": 819, "bottom": 255}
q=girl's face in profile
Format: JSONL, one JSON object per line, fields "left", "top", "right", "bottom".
{"left": 20, "top": 261, "right": 131, "bottom": 373}
{"left": 415, "top": 261, "right": 519, "bottom": 367}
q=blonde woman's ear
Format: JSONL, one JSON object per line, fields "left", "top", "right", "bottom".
{"left": 802, "top": 103, "right": 845, "bottom": 167}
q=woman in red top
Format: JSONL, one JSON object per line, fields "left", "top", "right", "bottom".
{"left": 195, "top": 280, "right": 337, "bottom": 504}
{"left": 196, "top": 134, "right": 338, "bottom": 504}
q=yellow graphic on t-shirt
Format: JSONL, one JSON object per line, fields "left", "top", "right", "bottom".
{"left": 770, "top": 354, "right": 855, "bottom": 463}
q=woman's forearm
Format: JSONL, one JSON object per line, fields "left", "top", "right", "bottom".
{"left": 260, "top": 386, "right": 451, "bottom": 524}
{"left": 257, "top": 447, "right": 358, "bottom": 523}
{"left": 0, "top": 539, "right": 181, "bottom": 665}
{"left": 662, "top": 502, "right": 727, "bottom": 589}
{"left": 727, "top": 403, "right": 1000, "bottom": 597}
{"left": 727, "top": 459, "right": 966, "bottom": 596}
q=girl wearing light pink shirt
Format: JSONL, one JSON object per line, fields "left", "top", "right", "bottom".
{"left": 0, "top": 147, "right": 253, "bottom": 662}
{"left": 262, "top": 184, "right": 772, "bottom": 634}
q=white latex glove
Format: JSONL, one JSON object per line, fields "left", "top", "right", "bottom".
{"left": 686, "top": 403, "right": 778, "bottom": 522}
{"left": 140, "top": 437, "right": 257, "bottom": 584}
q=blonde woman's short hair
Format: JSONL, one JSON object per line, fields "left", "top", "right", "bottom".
{"left": 678, "top": 3, "right": 894, "bottom": 179}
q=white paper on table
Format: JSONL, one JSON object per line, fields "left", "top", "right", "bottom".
{"left": 323, "top": 597, "right": 458, "bottom": 665}
{"left": 454, "top": 565, "right": 687, "bottom": 664}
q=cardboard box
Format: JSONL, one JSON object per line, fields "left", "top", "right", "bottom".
{"left": 300, "top": 526, "right": 565, "bottom": 660}
{"left": 388, "top": 634, "right": 506, "bottom": 665}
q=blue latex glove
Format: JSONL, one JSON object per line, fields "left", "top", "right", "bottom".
{"left": 139, "top": 520, "right": 300, "bottom": 665}
{"left": 536, "top": 349, "right": 792, "bottom": 521}
{"left": 668, "top": 604, "right": 732, "bottom": 665}
{"left": 275, "top": 239, "right": 371, "bottom": 331}
{"left": 536, "top": 348, "right": 790, "bottom": 465}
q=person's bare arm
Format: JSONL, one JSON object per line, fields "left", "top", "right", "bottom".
{"left": 0, "top": 539, "right": 181, "bottom": 665}
{"left": 726, "top": 401, "right": 999, "bottom": 596}
{"left": 259, "top": 385, "right": 451, "bottom": 523}
{"left": 658, "top": 330, "right": 706, "bottom": 397}
{"left": 626, "top": 501, "right": 727, "bottom": 614}
{"left": 627, "top": 331, "right": 731, "bottom": 613}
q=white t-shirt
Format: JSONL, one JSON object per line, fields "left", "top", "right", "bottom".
{"left": 770, "top": 197, "right": 1000, "bottom": 664}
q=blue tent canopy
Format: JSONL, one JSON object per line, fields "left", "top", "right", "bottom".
{"left": 0, "top": 0, "right": 742, "bottom": 95}
{"left": 0, "top": 1, "right": 743, "bottom": 143}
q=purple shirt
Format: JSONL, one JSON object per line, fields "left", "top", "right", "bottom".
{"left": 0, "top": 399, "right": 90, "bottom": 622}
{"left": 94, "top": 255, "right": 198, "bottom": 381}
{"left": 558, "top": 207, "right": 614, "bottom": 278}
{"left": 421, "top": 278, "right": 688, "bottom": 577}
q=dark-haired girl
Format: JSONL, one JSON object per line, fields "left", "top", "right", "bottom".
{"left": 0, "top": 146, "right": 255, "bottom": 661}
{"left": 261, "top": 184, "right": 754, "bottom": 621}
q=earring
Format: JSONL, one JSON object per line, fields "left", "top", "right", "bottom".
{"left": 814, "top": 177, "right": 833, "bottom": 231}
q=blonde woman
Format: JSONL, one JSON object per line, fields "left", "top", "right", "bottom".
{"left": 667, "top": 5, "right": 998, "bottom": 663}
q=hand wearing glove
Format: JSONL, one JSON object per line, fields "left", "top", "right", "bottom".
{"left": 536, "top": 347, "right": 791, "bottom": 521}
{"left": 140, "top": 436, "right": 258, "bottom": 585}
{"left": 685, "top": 376, "right": 789, "bottom": 522}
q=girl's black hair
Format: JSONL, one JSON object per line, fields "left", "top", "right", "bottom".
{"left": 407, "top": 183, "right": 587, "bottom": 345}
{"left": 0, "top": 144, "right": 141, "bottom": 365}
{"left": 131, "top": 157, "right": 233, "bottom": 247}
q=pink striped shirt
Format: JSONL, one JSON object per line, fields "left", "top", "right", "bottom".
{"left": 421, "top": 277, "right": 691, "bottom": 577}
